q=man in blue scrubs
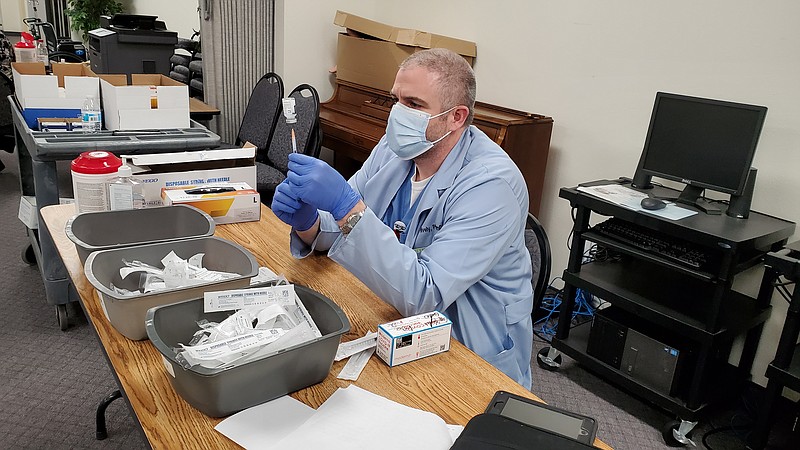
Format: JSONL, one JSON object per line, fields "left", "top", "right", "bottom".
{"left": 272, "top": 48, "right": 534, "bottom": 388}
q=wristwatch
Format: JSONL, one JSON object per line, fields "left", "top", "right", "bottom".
{"left": 340, "top": 210, "right": 364, "bottom": 235}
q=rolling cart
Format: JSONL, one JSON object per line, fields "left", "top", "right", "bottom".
{"left": 539, "top": 180, "right": 794, "bottom": 446}
{"left": 10, "top": 96, "right": 221, "bottom": 329}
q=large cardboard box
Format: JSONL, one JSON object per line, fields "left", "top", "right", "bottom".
{"left": 124, "top": 146, "right": 257, "bottom": 207}
{"left": 99, "top": 74, "right": 190, "bottom": 130}
{"left": 334, "top": 11, "right": 477, "bottom": 92}
{"left": 12, "top": 62, "right": 100, "bottom": 129}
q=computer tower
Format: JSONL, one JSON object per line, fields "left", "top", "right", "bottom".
{"left": 587, "top": 307, "right": 687, "bottom": 397}
{"left": 586, "top": 309, "right": 627, "bottom": 369}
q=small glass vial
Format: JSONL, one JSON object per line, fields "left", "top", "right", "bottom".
{"left": 106, "top": 164, "right": 145, "bottom": 210}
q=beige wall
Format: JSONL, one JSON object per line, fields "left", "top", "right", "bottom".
{"left": 120, "top": 0, "right": 200, "bottom": 38}
{"left": 0, "top": 0, "right": 28, "bottom": 32}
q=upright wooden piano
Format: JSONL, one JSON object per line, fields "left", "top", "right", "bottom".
{"left": 320, "top": 79, "right": 554, "bottom": 216}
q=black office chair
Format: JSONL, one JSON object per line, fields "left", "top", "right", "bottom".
{"left": 256, "top": 83, "right": 322, "bottom": 204}
{"left": 235, "top": 72, "right": 284, "bottom": 197}
{"left": 525, "top": 213, "right": 552, "bottom": 318}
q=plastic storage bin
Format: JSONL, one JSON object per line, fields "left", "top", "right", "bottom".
{"left": 85, "top": 236, "right": 258, "bottom": 340}
{"left": 145, "top": 285, "right": 350, "bottom": 417}
{"left": 66, "top": 205, "right": 215, "bottom": 263}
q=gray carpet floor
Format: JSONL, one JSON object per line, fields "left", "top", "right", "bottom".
{"left": 0, "top": 149, "right": 795, "bottom": 449}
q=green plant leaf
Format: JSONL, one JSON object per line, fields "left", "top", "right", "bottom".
{"left": 66, "top": 0, "right": 125, "bottom": 43}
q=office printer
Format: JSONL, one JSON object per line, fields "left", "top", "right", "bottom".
{"left": 89, "top": 14, "right": 178, "bottom": 77}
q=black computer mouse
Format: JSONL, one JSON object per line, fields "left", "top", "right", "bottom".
{"left": 640, "top": 197, "right": 667, "bottom": 210}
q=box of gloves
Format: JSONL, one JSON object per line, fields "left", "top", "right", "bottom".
{"left": 161, "top": 181, "right": 260, "bottom": 224}
{"left": 376, "top": 311, "right": 451, "bottom": 367}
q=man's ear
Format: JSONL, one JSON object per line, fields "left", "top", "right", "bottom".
{"left": 451, "top": 105, "right": 469, "bottom": 129}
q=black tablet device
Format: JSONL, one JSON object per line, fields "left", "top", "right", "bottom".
{"left": 485, "top": 391, "right": 598, "bottom": 445}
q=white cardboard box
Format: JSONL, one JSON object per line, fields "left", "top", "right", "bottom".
{"left": 124, "top": 146, "right": 256, "bottom": 207}
{"left": 18, "top": 196, "right": 75, "bottom": 229}
{"left": 12, "top": 62, "right": 100, "bottom": 128}
{"left": 162, "top": 181, "right": 261, "bottom": 225}
{"left": 99, "top": 74, "right": 190, "bottom": 130}
{"left": 376, "top": 311, "right": 452, "bottom": 367}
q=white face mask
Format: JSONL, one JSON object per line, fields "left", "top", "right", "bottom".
{"left": 386, "top": 103, "right": 456, "bottom": 160}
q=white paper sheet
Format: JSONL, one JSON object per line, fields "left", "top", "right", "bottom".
{"left": 577, "top": 184, "right": 697, "bottom": 220}
{"left": 214, "top": 395, "right": 315, "bottom": 449}
{"left": 271, "top": 385, "right": 454, "bottom": 450}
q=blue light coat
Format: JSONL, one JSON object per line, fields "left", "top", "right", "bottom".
{"left": 290, "top": 126, "right": 534, "bottom": 388}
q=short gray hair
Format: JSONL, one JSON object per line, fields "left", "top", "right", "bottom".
{"left": 400, "top": 48, "right": 476, "bottom": 126}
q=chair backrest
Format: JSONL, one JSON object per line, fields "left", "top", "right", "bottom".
{"left": 267, "top": 83, "right": 321, "bottom": 174}
{"left": 236, "top": 72, "right": 284, "bottom": 163}
{"left": 38, "top": 22, "right": 58, "bottom": 53}
{"left": 525, "top": 213, "right": 552, "bottom": 315}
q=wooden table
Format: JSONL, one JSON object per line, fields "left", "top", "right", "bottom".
{"left": 40, "top": 204, "right": 611, "bottom": 449}
{"left": 189, "top": 97, "right": 221, "bottom": 124}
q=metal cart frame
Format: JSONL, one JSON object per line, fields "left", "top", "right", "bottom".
{"left": 10, "top": 96, "right": 221, "bottom": 329}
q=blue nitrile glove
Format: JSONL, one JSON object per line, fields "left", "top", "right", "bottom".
{"left": 271, "top": 181, "right": 319, "bottom": 231}
{"left": 286, "top": 153, "right": 361, "bottom": 221}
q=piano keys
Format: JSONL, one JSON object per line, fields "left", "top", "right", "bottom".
{"left": 320, "top": 79, "right": 553, "bottom": 216}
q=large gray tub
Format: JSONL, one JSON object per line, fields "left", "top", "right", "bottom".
{"left": 146, "top": 285, "right": 350, "bottom": 417}
{"left": 85, "top": 236, "right": 258, "bottom": 340}
{"left": 66, "top": 205, "right": 215, "bottom": 264}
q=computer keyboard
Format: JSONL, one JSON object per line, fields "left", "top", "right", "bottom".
{"left": 591, "top": 218, "right": 714, "bottom": 270}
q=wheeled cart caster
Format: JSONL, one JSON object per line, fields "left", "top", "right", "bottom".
{"left": 536, "top": 347, "right": 562, "bottom": 371}
{"left": 22, "top": 244, "right": 36, "bottom": 265}
{"left": 662, "top": 419, "right": 697, "bottom": 447}
{"left": 56, "top": 304, "right": 68, "bottom": 331}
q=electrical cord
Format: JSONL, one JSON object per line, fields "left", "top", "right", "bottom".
{"left": 533, "top": 284, "right": 597, "bottom": 342}
{"left": 701, "top": 389, "right": 760, "bottom": 449}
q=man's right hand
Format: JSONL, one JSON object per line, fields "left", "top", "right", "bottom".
{"left": 271, "top": 181, "right": 319, "bottom": 231}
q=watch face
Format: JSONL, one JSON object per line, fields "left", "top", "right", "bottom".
{"left": 342, "top": 211, "right": 363, "bottom": 234}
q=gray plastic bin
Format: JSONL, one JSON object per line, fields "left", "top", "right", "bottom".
{"left": 85, "top": 236, "right": 258, "bottom": 340}
{"left": 66, "top": 205, "right": 215, "bottom": 264}
{"left": 145, "top": 285, "right": 350, "bottom": 417}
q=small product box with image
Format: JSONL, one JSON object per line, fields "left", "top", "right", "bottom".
{"left": 161, "top": 181, "right": 260, "bottom": 224}
{"left": 376, "top": 311, "right": 451, "bottom": 367}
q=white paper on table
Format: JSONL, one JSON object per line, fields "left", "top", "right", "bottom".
{"left": 271, "top": 385, "right": 455, "bottom": 450}
{"left": 214, "top": 395, "right": 315, "bottom": 450}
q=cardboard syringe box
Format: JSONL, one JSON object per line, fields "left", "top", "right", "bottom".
{"left": 162, "top": 181, "right": 260, "bottom": 225}
{"left": 376, "top": 311, "right": 452, "bottom": 367}
{"left": 125, "top": 145, "right": 256, "bottom": 207}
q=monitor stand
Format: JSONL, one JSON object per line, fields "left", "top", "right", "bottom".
{"left": 669, "top": 185, "right": 722, "bottom": 215}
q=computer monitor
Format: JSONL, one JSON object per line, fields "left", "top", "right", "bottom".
{"left": 631, "top": 92, "right": 767, "bottom": 214}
